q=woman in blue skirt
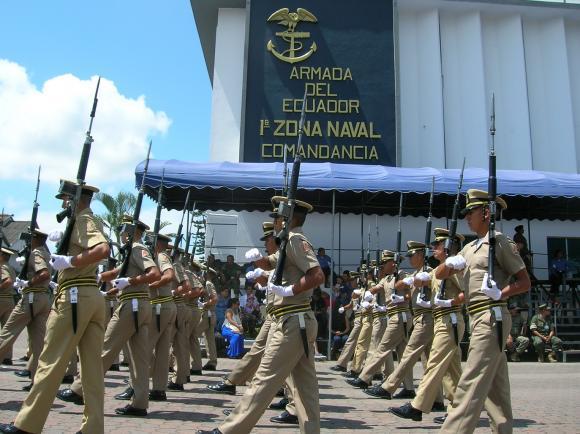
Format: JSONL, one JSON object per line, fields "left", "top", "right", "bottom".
{"left": 221, "top": 298, "right": 245, "bottom": 358}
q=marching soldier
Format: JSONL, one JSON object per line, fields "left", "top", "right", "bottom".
{"left": 101, "top": 257, "right": 121, "bottom": 371}
{"left": 0, "top": 182, "right": 109, "bottom": 434}
{"left": 184, "top": 258, "right": 205, "bottom": 376}
{"left": 147, "top": 233, "right": 177, "bottom": 401}
{"left": 0, "top": 229, "right": 52, "bottom": 390}
{"left": 199, "top": 196, "right": 325, "bottom": 434}
{"left": 193, "top": 262, "right": 218, "bottom": 371}
{"left": 437, "top": 189, "right": 530, "bottom": 434}
{"left": 57, "top": 217, "right": 160, "bottom": 418}
{"left": 390, "top": 228, "right": 466, "bottom": 422}
{"left": 0, "top": 247, "right": 17, "bottom": 366}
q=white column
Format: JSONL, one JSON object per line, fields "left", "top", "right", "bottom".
{"left": 565, "top": 21, "right": 580, "bottom": 173}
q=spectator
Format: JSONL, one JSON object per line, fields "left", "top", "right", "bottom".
{"left": 215, "top": 288, "right": 230, "bottom": 331}
{"left": 332, "top": 277, "right": 350, "bottom": 308}
{"left": 311, "top": 287, "right": 328, "bottom": 340}
{"left": 513, "top": 225, "right": 529, "bottom": 254}
{"left": 221, "top": 298, "right": 245, "bottom": 359}
{"left": 316, "top": 248, "right": 332, "bottom": 287}
{"left": 330, "top": 304, "right": 351, "bottom": 360}
{"left": 506, "top": 304, "right": 530, "bottom": 362}
{"left": 549, "top": 249, "right": 569, "bottom": 303}
{"left": 341, "top": 270, "right": 354, "bottom": 296}
{"left": 241, "top": 287, "right": 261, "bottom": 337}
{"left": 530, "top": 304, "right": 563, "bottom": 363}
{"left": 221, "top": 254, "right": 241, "bottom": 295}
{"left": 207, "top": 254, "right": 221, "bottom": 291}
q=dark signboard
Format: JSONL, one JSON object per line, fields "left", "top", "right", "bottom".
{"left": 241, "top": 0, "right": 396, "bottom": 165}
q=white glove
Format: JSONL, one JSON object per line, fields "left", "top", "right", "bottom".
{"left": 416, "top": 293, "right": 432, "bottom": 308}
{"left": 15, "top": 277, "right": 29, "bottom": 289}
{"left": 434, "top": 294, "right": 453, "bottom": 308}
{"left": 267, "top": 282, "right": 294, "bottom": 297}
{"left": 246, "top": 268, "right": 267, "bottom": 280}
{"left": 97, "top": 273, "right": 102, "bottom": 284}
{"left": 338, "top": 306, "right": 345, "bottom": 314}
{"left": 48, "top": 230, "right": 64, "bottom": 242}
{"left": 112, "top": 277, "right": 131, "bottom": 291}
{"left": 378, "top": 305, "right": 388, "bottom": 312}
{"left": 49, "top": 281, "right": 58, "bottom": 291}
{"left": 352, "top": 289, "right": 362, "bottom": 296}
{"left": 415, "top": 271, "right": 431, "bottom": 282}
{"left": 245, "top": 248, "right": 261, "bottom": 262}
{"left": 481, "top": 273, "right": 502, "bottom": 301}
{"left": 50, "top": 254, "right": 75, "bottom": 271}
{"left": 363, "top": 291, "right": 373, "bottom": 302}
{"left": 361, "top": 300, "right": 371, "bottom": 309}
{"left": 16, "top": 256, "right": 25, "bottom": 265}
{"left": 391, "top": 293, "right": 406, "bottom": 304}
{"left": 445, "top": 255, "right": 467, "bottom": 270}
{"left": 402, "top": 276, "right": 414, "bottom": 286}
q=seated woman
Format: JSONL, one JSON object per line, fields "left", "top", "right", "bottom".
{"left": 221, "top": 298, "right": 245, "bottom": 359}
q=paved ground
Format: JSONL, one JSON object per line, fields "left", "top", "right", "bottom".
{"left": 1, "top": 333, "right": 579, "bottom": 433}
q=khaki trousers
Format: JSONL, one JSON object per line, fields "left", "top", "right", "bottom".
{"left": 104, "top": 298, "right": 119, "bottom": 365}
{"left": 219, "top": 311, "right": 319, "bottom": 434}
{"left": 412, "top": 314, "right": 465, "bottom": 413}
{"left": 0, "top": 297, "right": 15, "bottom": 360}
{"left": 14, "top": 286, "right": 105, "bottom": 434}
{"left": 0, "top": 292, "right": 50, "bottom": 376}
{"left": 188, "top": 306, "right": 203, "bottom": 370}
{"left": 197, "top": 310, "right": 217, "bottom": 366}
{"left": 148, "top": 302, "right": 177, "bottom": 391}
{"left": 383, "top": 313, "right": 437, "bottom": 395}
{"left": 336, "top": 314, "right": 361, "bottom": 368}
{"left": 369, "top": 315, "right": 392, "bottom": 377}
{"left": 441, "top": 307, "right": 513, "bottom": 434}
{"left": 359, "top": 313, "right": 410, "bottom": 386}
{"left": 351, "top": 314, "right": 373, "bottom": 373}
{"left": 170, "top": 303, "right": 191, "bottom": 385}
{"left": 228, "top": 315, "right": 272, "bottom": 385}
{"left": 71, "top": 298, "right": 152, "bottom": 409}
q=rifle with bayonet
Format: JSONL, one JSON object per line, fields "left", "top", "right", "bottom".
{"left": 183, "top": 202, "right": 197, "bottom": 262}
{"left": 148, "top": 170, "right": 165, "bottom": 260}
{"left": 419, "top": 178, "right": 435, "bottom": 301}
{"left": 171, "top": 190, "right": 191, "bottom": 261}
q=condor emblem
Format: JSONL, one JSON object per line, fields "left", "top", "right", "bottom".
{"left": 266, "top": 8, "right": 318, "bottom": 64}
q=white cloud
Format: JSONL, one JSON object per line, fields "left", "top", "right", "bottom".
{"left": 0, "top": 59, "right": 171, "bottom": 185}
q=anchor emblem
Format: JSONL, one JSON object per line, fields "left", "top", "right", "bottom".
{"left": 266, "top": 8, "right": 318, "bottom": 64}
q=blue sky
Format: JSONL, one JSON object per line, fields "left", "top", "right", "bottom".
{"left": 0, "top": 0, "right": 212, "bottom": 234}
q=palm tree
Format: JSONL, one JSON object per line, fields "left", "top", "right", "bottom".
{"left": 94, "top": 191, "right": 137, "bottom": 245}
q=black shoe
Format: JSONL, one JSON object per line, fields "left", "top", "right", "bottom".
{"left": 13, "top": 370, "right": 31, "bottom": 378}
{"left": 168, "top": 366, "right": 175, "bottom": 373}
{"left": 108, "top": 364, "right": 120, "bottom": 372}
{"left": 195, "top": 429, "right": 222, "bottom": 434}
{"left": 1, "top": 359, "right": 12, "bottom": 366}
{"left": 363, "top": 384, "right": 392, "bottom": 399}
{"left": 431, "top": 401, "right": 446, "bottom": 412}
{"left": 167, "top": 381, "right": 184, "bottom": 391}
{"left": 119, "top": 361, "right": 129, "bottom": 367}
{"left": 61, "top": 375, "right": 74, "bottom": 384}
{"left": 185, "top": 376, "right": 190, "bottom": 383}
{"left": 190, "top": 369, "right": 202, "bottom": 376}
{"left": 276, "top": 388, "right": 285, "bottom": 397}
{"left": 22, "top": 383, "right": 33, "bottom": 392}
{"left": 115, "top": 386, "right": 134, "bottom": 400}
{"left": 56, "top": 388, "right": 84, "bottom": 405}
{"left": 270, "top": 410, "right": 299, "bottom": 425}
{"left": 207, "top": 382, "right": 236, "bottom": 396}
{"left": 114, "top": 405, "right": 147, "bottom": 417}
{"left": 149, "top": 390, "right": 167, "bottom": 401}
{"left": 343, "top": 370, "right": 359, "bottom": 379}
{"left": 202, "top": 363, "right": 217, "bottom": 371}
{"left": 346, "top": 377, "right": 369, "bottom": 389}
{"left": 390, "top": 402, "right": 422, "bottom": 421}
{"left": 269, "top": 397, "right": 288, "bottom": 410}
{"left": 434, "top": 413, "right": 447, "bottom": 424}
{"left": 18, "top": 355, "right": 29, "bottom": 362}
{"left": 330, "top": 365, "right": 346, "bottom": 372}
{"left": 393, "top": 388, "right": 416, "bottom": 399}
{"left": 0, "top": 423, "right": 29, "bottom": 433}
{"left": 373, "top": 373, "right": 384, "bottom": 382}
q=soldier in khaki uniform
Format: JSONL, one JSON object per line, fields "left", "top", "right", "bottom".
{"left": 390, "top": 228, "right": 466, "bottom": 422}
{"left": 0, "top": 247, "right": 17, "bottom": 366}
{"left": 199, "top": 196, "right": 325, "bottom": 434}
{"left": 347, "top": 272, "right": 374, "bottom": 377}
{"left": 58, "top": 217, "right": 161, "bottom": 418}
{"left": 185, "top": 261, "right": 204, "bottom": 375}
{"left": 437, "top": 189, "right": 530, "bottom": 434}
{"left": 101, "top": 257, "right": 121, "bottom": 371}
{"left": 193, "top": 262, "right": 218, "bottom": 371}
{"left": 348, "top": 250, "right": 413, "bottom": 392}
{"left": 147, "top": 233, "right": 177, "bottom": 401}
{"left": 506, "top": 304, "right": 529, "bottom": 362}
{"left": 0, "top": 182, "right": 109, "bottom": 434}
{"left": 0, "top": 229, "right": 52, "bottom": 389}
{"left": 530, "top": 304, "right": 562, "bottom": 362}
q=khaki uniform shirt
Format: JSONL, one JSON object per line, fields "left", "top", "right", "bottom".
{"left": 58, "top": 208, "right": 107, "bottom": 282}
{"left": 458, "top": 232, "right": 525, "bottom": 304}
{"left": 0, "top": 263, "right": 16, "bottom": 295}
{"left": 185, "top": 269, "right": 203, "bottom": 303}
{"left": 152, "top": 251, "right": 173, "bottom": 298}
{"left": 529, "top": 314, "right": 553, "bottom": 337}
{"left": 378, "top": 270, "right": 408, "bottom": 309}
{"left": 29, "top": 246, "right": 52, "bottom": 289}
{"left": 119, "top": 242, "right": 156, "bottom": 295}
{"left": 267, "top": 226, "right": 319, "bottom": 307}
{"left": 205, "top": 280, "right": 217, "bottom": 311}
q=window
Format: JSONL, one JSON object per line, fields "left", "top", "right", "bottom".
{"left": 546, "top": 237, "right": 580, "bottom": 279}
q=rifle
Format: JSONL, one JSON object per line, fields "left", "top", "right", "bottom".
{"left": 375, "top": 217, "right": 380, "bottom": 283}
{"left": 487, "top": 94, "right": 503, "bottom": 351}
{"left": 439, "top": 158, "right": 465, "bottom": 299}
{"left": 149, "top": 169, "right": 165, "bottom": 260}
{"left": 171, "top": 190, "right": 191, "bottom": 261}
{"left": 419, "top": 177, "right": 435, "bottom": 300}
{"left": 394, "top": 193, "right": 403, "bottom": 278}
{"left": 184, "top": 201, "right": 198, "bottom": 260}
{"left": 56, "top": 76, "right": 101, "bottom": 257}
{"left": 18, "top": 166, "right": 41, "bottom": 283}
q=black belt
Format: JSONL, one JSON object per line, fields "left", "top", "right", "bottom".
{"left": 270, "top": 303, "right": 311, "bottom": 357}
{"left": 412, "top": 307, "right": 433, "bottom": 318}
{"left": 468, "top": 300, "right": 507, "bottom": 351}
{"left": 57, "top": 277, "right": 98, "bottom": 333}
{"left": 119, "top": 291, "right": 149, "bottom": 332}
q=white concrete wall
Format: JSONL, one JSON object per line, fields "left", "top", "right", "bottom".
{"left": 209, "top": 8, "right": 245, "bottom": 162}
